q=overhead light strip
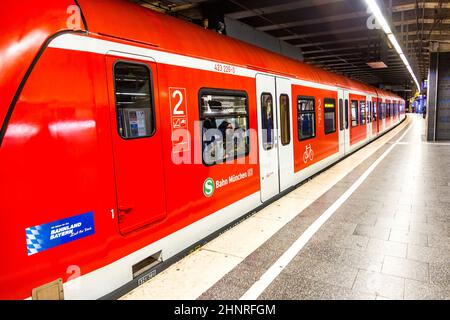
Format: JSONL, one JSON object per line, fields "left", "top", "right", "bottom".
{"left": 365, "top": 0, "right": 420, "bottom": 91}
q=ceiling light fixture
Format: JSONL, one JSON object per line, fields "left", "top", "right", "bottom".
{"left": 365, "top": 0, "right": 420, "bottom": 92}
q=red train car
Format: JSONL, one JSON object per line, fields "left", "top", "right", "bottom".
{"left": 0, "top": 0, "right": 405, "bottom": 299}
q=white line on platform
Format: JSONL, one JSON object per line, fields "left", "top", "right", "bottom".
{"left": 240, "top": 119, "right": 414, "bottom": 300}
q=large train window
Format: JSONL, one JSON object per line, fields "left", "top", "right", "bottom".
{"left": 114, "top": 62, "right": 155, "bottom": 139}
{"left": 261, "top": 93, "right": 275, "bottom": 150}
{"left": 280, "top": 94, "right": 291, "bottom": 146}
{"left": 297, "top": 96, "right": 316, "bottom": 141}
{"left": 199, "top": 89, "right": 249, "bottom": 165}
{"left": 324, "top": 98, "right": 336, "bottom": 134}
{"left": 351, "top": 100, "right": 359, "bottom": 127}
{"left": 339, "top": 99, "right": 344, "bottom": 131}
{"left": 360, "top": 101, "right": 366, "bottom": 125}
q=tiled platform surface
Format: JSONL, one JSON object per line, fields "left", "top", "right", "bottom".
{"left": 122, "top": 115, "right": 450, "bottom": 300}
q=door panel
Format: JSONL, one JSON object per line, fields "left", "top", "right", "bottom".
{"left": 256, "top": 74, "right": 279, "bottom": 202}
{"left": 339, "top": 89, "right": 350, "bottom": 155}
{"left": 276, "top": 78, "right": 294, "bottom": 191}
{"left": 106, "top": 54, "right": 167, "bottom": 235}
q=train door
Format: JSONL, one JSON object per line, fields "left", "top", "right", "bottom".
{"left": 106, "top": 53, "right": 167, "bottom": 235}
{"left": 256, "top": 74, "right": 280, "bottom": 202}
{"left": 275, "top": 77, "right": 294, "bottom": 192}
{"left": 372, "top": 97, "right": 379, "bottom": 136}
{"left": 380, "top": 99, "right": 386, "bottom": 132}
{"left": 367, "top": 98, "right": 372, "bottom": 139}
{"left": 338, "top": 89, "right": 350, "bottom": 156}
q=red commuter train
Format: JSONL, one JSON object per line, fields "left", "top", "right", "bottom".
{"left": 0, "top": 0, "right": 405, "bottom": 299}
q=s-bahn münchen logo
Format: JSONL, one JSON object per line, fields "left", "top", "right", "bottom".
{"left": 203, "top": 178, "right": 215, "bottom": 197}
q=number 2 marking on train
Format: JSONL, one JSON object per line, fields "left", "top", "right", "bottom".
{"left": 172, "top": 90, "right": 184, "bottom": 115}
{"left": 170, "top": 88, "right": 187, "bottom": 117}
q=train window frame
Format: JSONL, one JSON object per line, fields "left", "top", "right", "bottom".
{"left": 373, "top": 101, "right": 377, "bottom": 121}
{"left": 345, "top": 99, "right": 349, "bottom": 129}
{"left": 351, "top": 100, "right": 359, "bottom": 127}
{"left": 297, "top": 95, "right": 316, "bottom": 141}
{"left": 324, "top": 98, "right": 337, "bottom": 135}
{"left": 113, "top": 61, "right": 156, "bottom": 140}
{"left": 360, "top": 100, "right": 366, "bottom": 125}
{"left": 261, "top": 92, "right": 275, "bottom": 150}
{"left": 198, "top": 88, "right": 250, "bottom": 166}
{"left": 279, "top": 94, "right": 291, "bottom": 146}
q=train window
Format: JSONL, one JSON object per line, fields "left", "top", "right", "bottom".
{"left": 199, "top": 89, "right": 249, "bottom": 165}
{"left": 345, "top": 99, "right": 349, "bottom": 129}
{"left": 280, "top": 94, "right": 291, "bottom": 146}
{"left": 297, "top": 96, "right": 316, "bottom": 141}
{"left": 373, "top": 102, "right": 377, "bottom": 121}
{"left": 261, "top": 93, "right": 275, "bottom": 150}
{"left": 339, "top": 99, "right": 344, "bottom": 131}
{"left": 360, "top": 101, "right": 366, "bottom": 125}
{"left": 351, "top": 100, "right": 359, "bottom": 127}
{"left": 114, "top": 62, "right": 155, "bottom": 139}
{"left": 324, "top": 98, "right": 336, "bottom": 134}
{"left": 367, "top": 101, "right": 372, "bottom": 123}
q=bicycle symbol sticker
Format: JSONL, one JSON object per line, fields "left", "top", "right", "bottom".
{"left": 303, "top": 144, "right": 314, "bottom": 164}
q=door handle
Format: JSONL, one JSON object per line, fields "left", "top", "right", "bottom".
{"left": 118, "top": 205, "right": 133, "bottom": 213}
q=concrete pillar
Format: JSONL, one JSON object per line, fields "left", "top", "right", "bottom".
{"left": 427, "top": 43, "right": 450, "bottom": 141}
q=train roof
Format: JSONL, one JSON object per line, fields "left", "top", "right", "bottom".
{"left": 77, "top": 0, "right": 403, "bottom": 100}
{"left": 0, "top": 0, "right": 404, "bottom": 132}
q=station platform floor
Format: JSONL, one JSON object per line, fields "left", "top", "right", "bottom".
{"left": 122, "top": 114, "right": 450, "bottom": 300}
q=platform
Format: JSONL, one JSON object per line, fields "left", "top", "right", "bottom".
{"left": 121, "top": 114, "right": 449, "bottom": 300}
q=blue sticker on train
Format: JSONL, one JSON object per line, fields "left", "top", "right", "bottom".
{"left": 25, "top": 212, "right": 95, "bottom": 256}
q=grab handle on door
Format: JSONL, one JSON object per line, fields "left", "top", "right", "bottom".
{"left": 118, "top": 205, "right": 133, "bottom": 213}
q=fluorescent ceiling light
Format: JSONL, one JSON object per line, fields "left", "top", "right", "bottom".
{"left": 365, "top": 0, "right": 420, "bottom": 92}
{"left": 387, "top": 33, "right": 403, "bottom": 55}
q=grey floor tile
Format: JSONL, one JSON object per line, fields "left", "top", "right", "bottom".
{"left": 366, "top": 238, "right": 407, "bottom": 258}
{"left": 353, "top": 224, "right": 390, "bottom": 241}
{"left": 284, "top": 257, "right": 359, "bottom": 289}
{"left": 429, "top": 262, "right": 450, "bottom": 289}
{"left": 389, "top": 229, "right": 428, "bottom": 246}
{"left": 352, "top": 270, "right": 405, "bottom": 300}
{"left": 338, "top": 249, "right": 384, "bottom": 272}
{"left": 381, "top": 256, "right": 429, "bottom": 282}
{"left": 259, "top": 273, "right": 375, "bottom": 300}
{"left": 407, "top": 244, "right": 449, "bottom": 263}
{"left": 405, "top": 279, "right": 450, "bottom": 300}
{"left": 410, "top": 222, "right": 448, "bottom": 236}
{"left": 375, "top": 217, "right": 410, "bottom": 232}
{"left": 427, "top": 234, "right": 450, "bottom": 249}
{"left": 333, "top": 235, "right": 370, "bottom": 251}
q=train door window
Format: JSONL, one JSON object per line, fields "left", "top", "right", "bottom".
{"left": 351, "top": 100, "right": 359, "bottom": 127}
{"left": 114, "top": 62, "right": 155, "bottom": 139}
{"left": 297, "top": 96, "right": 316, "bottom": 141}
{"left": 360, "top": 101, "right": 366, "bottom": 125}
{"left": 279, "top": 94, "right": 291, "bottom": 146}
{"left": 324, "top": 98, "right": 336, "bottom": 134}
{"left": 367, "top": 101, "right": 372, "bottom": 123}
{"left": 373, "top": 102, "right": 377, "bottom": 121}
{"left": 345, "top": 99, "right": 349, "bottom": 129}
{"left": 199, "top": 89, "right": 249, "bottom": 165}
{"left": 261, "top": 93, "right": 275, "bottom": 150}
{"left": 339, "top": 99, "right": 344, "bottom": 131}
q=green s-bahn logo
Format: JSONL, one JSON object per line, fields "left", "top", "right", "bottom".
{"left": 203, "top": 178, "right": 215, "bottom": 197}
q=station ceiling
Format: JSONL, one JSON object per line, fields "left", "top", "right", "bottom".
{"left": 130, "top": 0, "right": 450, "bottom": 94}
